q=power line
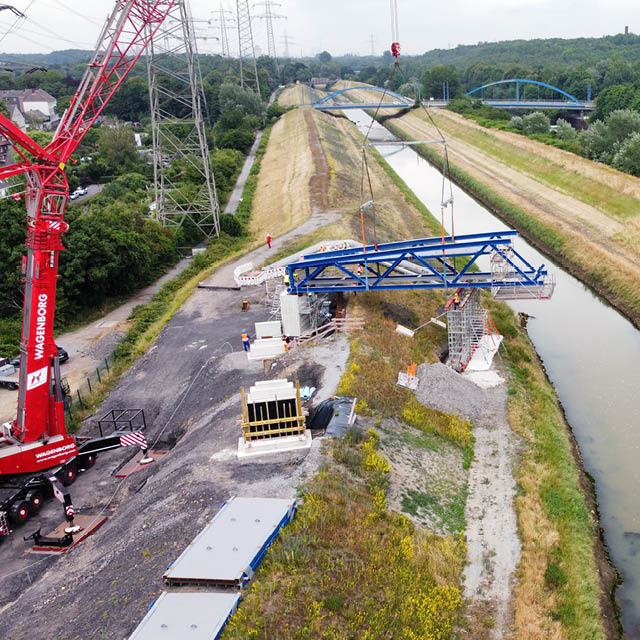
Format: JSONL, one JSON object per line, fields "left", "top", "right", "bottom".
{"left": 0, "top": 0, "right": 35, "bottom": 47}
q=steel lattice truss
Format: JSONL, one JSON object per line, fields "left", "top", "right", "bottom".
{"left": 236, "top": 0, "right": 260, "bottom": 93}
{"left": 285, "top": 231, "right": 555, "bottom": 299}
{"left": 147, "top": 0, "right": 220, "bottom": 237}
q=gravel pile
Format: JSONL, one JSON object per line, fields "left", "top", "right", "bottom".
{"left": 416, "top": 362, "right": 504, "bottom": 427}
{"left": 84, "top": 331, "right": 125, "bottom": 361}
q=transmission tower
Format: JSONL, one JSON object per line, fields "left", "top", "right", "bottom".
{"left": 236, "top": 0, "right": 260, "bottom": 93}
{"left": 147, "top": 0, "right": 220, "bottom": 238}
{"left": 281, "top": 28, "right": 292, "bottom": 59}
{"left": 211, "top": 2, "right": 235, "bottom": 57}
{"left": 254, "top": 1, "right": 285, "bottom": 71}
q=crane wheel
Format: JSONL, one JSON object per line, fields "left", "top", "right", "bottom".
{"left": 78, "top": 454, "right": 96, "bottom": 471}
{"left": 59, "top": 465, "right": 77, "bottom": 487}
{"left": 25, "top": 490, "right": 44, "bottom": 512}
{"left": 8, "top": 500, "right": 30, "bottom": 525}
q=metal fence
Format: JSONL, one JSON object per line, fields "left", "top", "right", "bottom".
{"left": 64, "top": 354, "right": 115, "bottom": 418}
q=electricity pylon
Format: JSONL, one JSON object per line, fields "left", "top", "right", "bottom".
{"left": 236, "top": 0, "right": 260, "bottom": 94}
{"left": 254, "top": 1, "right": 286, "bottom": 78}
{"left": 147, "top": 0, "right": 220, "bottom": 238}
{"left": 211, "top": 2, "right": 235, "bottom": 57}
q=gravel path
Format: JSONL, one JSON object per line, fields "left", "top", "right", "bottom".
{"left": 417, "top": 362, "right": 521, "bottom": 638}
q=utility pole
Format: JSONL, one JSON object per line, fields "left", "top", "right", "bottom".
{"left": 236, "top": 0, "right": 260, "bottom": 94}
{"left": 147, "top": 0, "right": 221, "bottom": 238}
{"left": 369, "top": 33, "right": 375, "bottom": 56}
{"left": 253, "top": 0, "right": 286, "bottom": 77}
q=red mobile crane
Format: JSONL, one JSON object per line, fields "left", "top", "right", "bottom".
{"left": 0, "top": 0, "right": 177, "bottom": 541}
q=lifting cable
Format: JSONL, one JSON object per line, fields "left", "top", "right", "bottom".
{"left": 358, "top": 0, "right": 403, "bottom": 252}
{"left": 359, "top": 0, "right": 456, "bottom": 254}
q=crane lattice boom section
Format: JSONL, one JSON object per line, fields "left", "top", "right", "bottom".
{"left": 0, "top": 0, "right": 176, "bottom": 460}
{"left": 285, "top": 231, "right": 555, "bottom": 299}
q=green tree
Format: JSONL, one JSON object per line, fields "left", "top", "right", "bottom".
{"left": 218, "top": 83, "right": 265, "bottom": 118}
{"left": 509, "top": 116, "right": 523, "bottom": 130}
{"left": 578, "top": 120, "right": 611, "bottom": 162}
{"left": 612, "top": 131, "right": 640, "bottom": 175}
{"left": 316, "top": 51, "right": 332, "bottom": 64}
{"left": 606, "top": 109, "right": 640, "bottom": 144}
{"left": 522, "top": 111, "right": 550, "bottom": 135}
{"left": 422, "top": 65, "right": 460, "bottom": 100}
{"left": 98, "top": 125, "right": 139, "bottom": 174}
{"left": 592, "top": 83, "right": 637, "bottom": 121}
{"left": 105, "top": 76, "right": 149, "bottom": 121}
{"left": 555, "top": 119, "right": 577, "bottom": 140}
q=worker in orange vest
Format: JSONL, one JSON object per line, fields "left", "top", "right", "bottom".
{"left": 241, "top": 330, "right": 250, "bottom": 351}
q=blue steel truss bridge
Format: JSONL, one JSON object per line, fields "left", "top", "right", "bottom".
{"left": 285, "top": 231, "right": 555, "bottom": 300}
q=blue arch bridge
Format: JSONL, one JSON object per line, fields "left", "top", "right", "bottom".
{"left": 312, "top": 85, "right": 413, "bottom": 110}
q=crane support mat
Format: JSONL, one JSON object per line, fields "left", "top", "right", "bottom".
{"left": 114, "top": 450, "right": 169, "bottom": 478}
{"left": 128, "top": 591, "right": 241, "bottom": 640}
{"left": 163, "top": 496, "right": 297, "bottom": 587}
{"left": 31, "top": 515, "right": 108, "bottom": 553}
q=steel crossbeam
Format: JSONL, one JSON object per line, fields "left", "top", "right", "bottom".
{"left": 285, "top": 231, "right": 551, "bottom": 295}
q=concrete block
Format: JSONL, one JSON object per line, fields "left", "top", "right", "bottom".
{"left": 255, "top": 321, "right": 282, "bottom": 339}
{"left": 237, "top": 430, "right": 313, "bottom": 458}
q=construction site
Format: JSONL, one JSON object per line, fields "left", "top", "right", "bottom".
{"left": 0, "top": 1, "right": 639, "bottom": 639}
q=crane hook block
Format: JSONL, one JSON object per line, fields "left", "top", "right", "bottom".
{"left": 391, "top": 42, "right": 401, "bottom": 60}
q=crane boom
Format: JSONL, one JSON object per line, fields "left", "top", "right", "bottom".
{"left": 0, "top": 0, "right": 176, "bottom": 474}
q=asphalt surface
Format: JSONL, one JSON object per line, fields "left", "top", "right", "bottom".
{"left": 224, "top": 130, "right": 264, "bottom": 214}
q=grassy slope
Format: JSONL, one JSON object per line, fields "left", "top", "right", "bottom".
{"left": 488, "top": 298, "right": 607, "bottom": 639}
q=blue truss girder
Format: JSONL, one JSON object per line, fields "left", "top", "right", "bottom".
{"left": 286, "top": 231, "right": 549, "bottom": 294}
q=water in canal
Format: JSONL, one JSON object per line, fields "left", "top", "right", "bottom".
{"left": 345, "top": 109, "right": 640, "bottom": 635}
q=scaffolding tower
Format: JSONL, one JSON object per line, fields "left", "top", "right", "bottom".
{"left": 447, "top": 289, "right": 489, "bottom": 372}
{"left": 147, "top": 0, "right": 220, "bottom": 238}
{"left": 236, "top": 0, "right": 261, "bottom": 94}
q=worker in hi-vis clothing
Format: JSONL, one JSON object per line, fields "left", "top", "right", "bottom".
{"left": 453, "top": 291, "right": 460, "bottom": 309}
{"left": 241, "top": 330, "right": 251, "bottom": 351}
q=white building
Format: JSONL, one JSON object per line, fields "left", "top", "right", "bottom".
{"left": 0, "top": 89, "right": 58, "bottom": 130}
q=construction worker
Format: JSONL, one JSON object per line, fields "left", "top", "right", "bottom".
{"left": 266, "top": 233, "right": 272, "bottom": 249}
{"left": 241, "top": 330, "right": 251, "bottom": 352}
{"left": 283, "top": 270, "right": 290, "bottom": 287}
{"left": 453, "top": 291, "right": 460, "bottom": 309}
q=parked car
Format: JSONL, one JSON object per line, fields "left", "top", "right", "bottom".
{"left": 70, "top": 186, "right": 88, "bottom": 200}
{"left": 7, "top": 345, "right": 67, "bottom": 371}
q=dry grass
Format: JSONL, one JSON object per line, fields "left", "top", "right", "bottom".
{"left": 250, "top": 109, "right": 314, "bottom": 240}
{"left": 314, "top": 110, "right": 436, "bottom": 242}
{"left": 442, "top": 108, "right": 640, "bottom": 202}
{"left": 277, "top": 85, "right": 304, "bottom": 107}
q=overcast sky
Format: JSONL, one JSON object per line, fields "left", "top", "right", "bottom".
{"left": 0, "top": 0, "right": 639, "bottom": 58}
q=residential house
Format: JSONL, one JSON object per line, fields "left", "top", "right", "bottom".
{"left": 0, "top": 89, "right": 58, "bottom": 131}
